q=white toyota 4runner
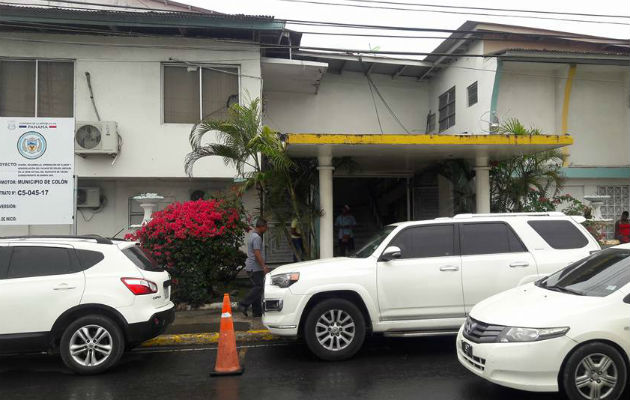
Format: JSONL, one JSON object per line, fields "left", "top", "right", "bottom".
{"left": 262, "top": 212, "right": 600, "bottom": 360}
{"left": 0, "top": 235, "right": 174, "bottom": 374}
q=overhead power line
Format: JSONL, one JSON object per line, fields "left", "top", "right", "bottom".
{"left": 277, "top": 0, "right": 630, "bottom": 26}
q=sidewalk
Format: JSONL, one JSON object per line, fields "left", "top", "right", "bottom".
{"left": 141, "top": 308, "right": 277, "bottom": 347}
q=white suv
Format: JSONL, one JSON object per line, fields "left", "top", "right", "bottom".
{"left": 262, "top": 212, "right": 600, "bottom": 360}
{"left": 0, "top": 235, "right": 174, "bottom": 374}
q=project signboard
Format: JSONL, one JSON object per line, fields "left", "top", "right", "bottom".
{"left": 0, "top": 118, "right": 75, "bottom": 225}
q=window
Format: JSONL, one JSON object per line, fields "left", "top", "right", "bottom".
{"left": 467, "top": 81, "right": 478, "bottom": 107}
{"left": 461, "top": 223, "right": 526, "bottom": 255}
{"left": 123, "top": 246, "right": 163, "bottom": 272}
{"left": 528, "top": 220, "right": 589, "bottom": 249}
{"left": 425, "top": 110, "right": 436, "bottom": 133}
{"left": 163, "top": 64, "right": 239, "bottom": 123}
{"left": 598, "top": 186, "right": 630, "bottom": 239}
{"left": 438, "top": 86, "right": 455, "bottom": 132}
{"left": 0, "top": 247, "right": 11, "bottom": 279}
{"left": 389, "top": 225, "right": 455, "bottom": 259}
{"left": 128, "top": 195, "right": 174, "bottom": 227}
{"left": 354, "top": 226, "right": 396, "bottom": 258}
{"left": 7, "top": 246, "right": 73, "bottom": 279}
{"left": 538, "top": 248, "right": 630, "bottom": 297}
{"left": 0, "top": 59, "right": 74, "bottom": 117}
{"left": 76, "top": 250, "right": 104, "bottom": 270}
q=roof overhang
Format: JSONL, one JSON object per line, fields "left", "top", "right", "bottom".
{"left": 262, "top": 57, "right": 328, "bottom": 94}
{"left": 285, "top": 133, "right": 573, "bottom": 174}
{"left": 497, "top": 50, "right": 630, "bottom": 66}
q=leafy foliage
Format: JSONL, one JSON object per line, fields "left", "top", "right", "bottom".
{"left": 126, "top": 199, "right": 247, "bottom": 306}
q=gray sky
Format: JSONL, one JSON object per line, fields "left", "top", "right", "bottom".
{"left": 183, "top": 0, "right": 630, "bottom": 55}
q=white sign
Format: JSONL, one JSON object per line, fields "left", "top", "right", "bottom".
{"left": 0, "top": 118, "right": 75, "bottom": 225}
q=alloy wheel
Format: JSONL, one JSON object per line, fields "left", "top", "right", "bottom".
{"left": 574, "top": 353, "right": 618, "bottom": 400}
{"left": 69, "top": 324, "right": 113, "bottom": 367}
{"left": 315, "top": 309, "right": 356, "bottom": 352}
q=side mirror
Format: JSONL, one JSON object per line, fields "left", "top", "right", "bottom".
{"left": 380, "top": 246, "right": 402, "bottom": 262}
{"left": 624, "top": 294, "right": 630, "bottom": 304}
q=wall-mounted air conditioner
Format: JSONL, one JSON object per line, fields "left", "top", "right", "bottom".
{"left": 75, "top": 121, "right": 119, "bottom": 155}
{"left": 77, "top": 187, "right": 101, "bottom": 208}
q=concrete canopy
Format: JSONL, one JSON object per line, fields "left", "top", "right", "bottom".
{"left": 285, "top": 133, "right": 573, "bottom": 175}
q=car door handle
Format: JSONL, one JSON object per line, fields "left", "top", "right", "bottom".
{"left": 509, "top": 262, "right": 530, "bottom": 268}
{"left": 53, "top": 284, "right": 76, "bottom": 291}
{"left": 439, "top": 265, "right": 460, "bottom": 271}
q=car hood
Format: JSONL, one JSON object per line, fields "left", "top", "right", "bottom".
{"left": 272, "top": 257, "right": 358, "bottom": 274}
{"left": 470, "top": 283, "right": 606, "bottom": 328}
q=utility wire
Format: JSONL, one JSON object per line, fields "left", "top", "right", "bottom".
{"left": 277, "top": 0, "right": 630, "bottom": 26}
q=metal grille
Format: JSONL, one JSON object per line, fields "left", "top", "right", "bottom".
{"left": 597, "top": 186, "right": 630, "bottom": 239}
{"left": 462, "top": 317, "right": 504, "bottom": 344}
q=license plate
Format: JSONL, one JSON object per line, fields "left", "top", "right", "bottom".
{"left": 462, "top": 341, "right": 473, "bottom": 358}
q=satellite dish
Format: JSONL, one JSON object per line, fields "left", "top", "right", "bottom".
{"left": 479, "top": 110, "right": 502, "bottom": 134}
{"left": 75, "top": 124, "right": 102, "bottom": 149}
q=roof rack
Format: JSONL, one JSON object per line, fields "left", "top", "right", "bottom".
{"left": 453, "top": 212, "right": 566, "bottom": 219}
{"left": 0, "top": 235, "right": 113, "bottom": 245}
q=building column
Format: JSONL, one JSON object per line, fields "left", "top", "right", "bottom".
{"left": 474, "top": 156, "right": 491, "bottom": 214}
{"left": 318, "top": 156, "right": 335, "bottom": 259}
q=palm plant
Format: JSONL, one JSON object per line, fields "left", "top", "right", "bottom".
{"left": 184, "top": 98, "right": 292, "bottom": 215}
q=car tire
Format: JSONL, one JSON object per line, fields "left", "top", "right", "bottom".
{"left": 304, "top": 298, "right": 366, "bottom": 361}
{"left": 562, "top": 342, "right": 628, "bottom": 400}
{"left": 59, "top": 315, "right": 125, "bottom": 375}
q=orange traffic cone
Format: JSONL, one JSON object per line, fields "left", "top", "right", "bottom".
{"left": 211, "top": 293, "right": 244, "bottom": 376}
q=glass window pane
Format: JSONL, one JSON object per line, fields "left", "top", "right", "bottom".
{"left": 390, "top": 225, "right": 454, "bottom": 259}
{"left": 462, "top": 223, "right": 510, "bottom": 255}
{"left": 75, "top": 249, "right": 104, "bottom": 270}
{"left": 202, "top": 67, "right": 238, "bottom": 120}
{"left": 37, "top": 61, "right": 74, "bottom": 117}
{"left": 0, "top": 247, "right": 11, "bottom": 279}
{"left": 8, "top": 247, "right": 72, "bottom": 279}
{"left": 528, "top": 220, "right": 589, "bottom": 249}
{"left": 0, "top": 60, "right": 35, "bottom": 117}
{"left": 163, "top": 65, "right": 200, "bottom": 123}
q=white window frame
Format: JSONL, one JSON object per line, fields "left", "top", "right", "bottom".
{"left": 0, "top": 58, "right": 75, "bottom": 118}
{"left": 161, "top": 63, "right": 241, "bottom": 124}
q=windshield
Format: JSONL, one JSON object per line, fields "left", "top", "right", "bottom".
{"left": 351, "top": 226, "right": 396, "bottom": 258}
{"left": 536, "top": 248, "right": 630, "bottom": 297}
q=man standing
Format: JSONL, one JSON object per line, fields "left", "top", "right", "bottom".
{"left": 614, "top": 211, "right": 630, "bottom": 243}
{"left": 290, "top": 217, "right": 304, "bottom": 262}
{"left": 238, "top": 218, "right": 269, "bottom": 318}
{"left": 335, "top": 205, "right": 357, "bottom": 256}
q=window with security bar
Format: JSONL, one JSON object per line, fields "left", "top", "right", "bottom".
{"left": 597, "top": 186, "right": 630, "bottom": 239}
{"left": 438, "top": 86, "right": 455, "bottom": 132}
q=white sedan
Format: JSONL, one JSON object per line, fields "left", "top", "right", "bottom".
{"left": 457, "top": 245, "right": 630, "bottom": 400}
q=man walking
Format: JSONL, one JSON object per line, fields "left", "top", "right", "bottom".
{"left": 238, "top": 218, "right": 269, "bottom": 318}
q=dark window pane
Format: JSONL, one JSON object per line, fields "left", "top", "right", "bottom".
{"left": 201, "top": 67, "right": 238, "bottom": 120}
{"left": 75, "top": 249, "right": 104, "bottom": 270}
{"left": 461, "top": 223, "right": 511, "bottom": 255}
{"left": 438, "top": 86, "right": 456, "bottom": 132}
{"left": 123, "top": 246, "right": 164, "bottom": 272}
{"left": 0, "top": 247, "right": 11, "bottom": 279}
{"left": 528, "top": 220, "right": 589, "bottom": 249}
{"left": 508, "top": 228, "right": 527, "bottom": 252}
{"left": 0, "top": 60, "right": 35, "bottom": 117}
{"left": 390, "top": 225, "right": 454, "bottom": 259}
{"left": 467, "top": 81, "right": 478, "bottom": 106}
{"left": 163, "top": 65, "right": 200, "bottom": 123}
{"left": 38, "top": 61, "right": 74, "bottom": 117}
{"left": 8, "top": 247, "right": 72, "bottom": 279}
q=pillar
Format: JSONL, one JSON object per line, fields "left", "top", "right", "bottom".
{"left": 474, "top": 156, "right": 490, "bottom": 214}
{"left": 318, "top": 156, "right": 335, "bottom": 258}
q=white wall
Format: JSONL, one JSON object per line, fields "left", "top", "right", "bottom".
{"left": 0, "top": 33, "right": 262, "bottom": 179}
{"left": 263, "top": 71, "right": 429, "bottom": 134}
{"left": 428, "top": 41, "right": 497, "bottom": 135}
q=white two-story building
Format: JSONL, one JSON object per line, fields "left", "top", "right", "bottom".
{"left": 0, "top": 1, "right": 628, "bottom": 260}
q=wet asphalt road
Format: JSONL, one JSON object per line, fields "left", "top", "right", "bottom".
{"left": 0, "top": 336, "right": 572, "bottom": 400}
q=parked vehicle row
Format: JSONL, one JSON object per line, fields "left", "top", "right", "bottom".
{"left": 263, "top": 212, "right": 630, "bottom": 400}
{"left": 0, "top": 235, "right": 175, "bottom": 374}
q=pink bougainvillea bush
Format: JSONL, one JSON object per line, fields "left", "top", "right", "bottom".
{"left": 126, "top": 198, "right": 247, "bottom": 305}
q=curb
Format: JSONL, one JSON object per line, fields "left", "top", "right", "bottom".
{"left": 141, "top": 330, "right": 277, "bottom": 347}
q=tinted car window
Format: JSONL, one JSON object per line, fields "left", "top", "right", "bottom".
{"left": 461, "top": 223, "right": 526, "bottom": 255}
{"left": 0, "top": 247, "right": 11, "bottom": 279}
{"left": 76, "top": 249, "right": 104, "bottom": 270}
{"left": 538, "top": 248, "right": 630, "bottom": 297}
{"left": 7, "top": 246, "right": 73, "bottom": 279}
{"left": 528, "top": 220, "right": 588, "bottom": 249}
{"left": 389, "top": 225, "right": 455, "bottom": 259}
{"left": 123, "top": 246, "right": 164, "bottom": 272}
{"left": 353, "top": 226, "right": 396, "bottom": 258}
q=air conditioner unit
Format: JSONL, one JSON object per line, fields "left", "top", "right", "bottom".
{"left": 77, "top": 187, "right": 101, "bottom": 208}
{"left": 75, "top": 121, "right": 119, "bottom": 155}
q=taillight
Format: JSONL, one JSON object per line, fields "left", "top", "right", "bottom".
{"left": 121, "top": 277, "right": 158, "bottom": 295}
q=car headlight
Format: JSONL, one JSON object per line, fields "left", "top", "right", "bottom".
{"left": 498, "top": 326, "right": 569, "bottom": 343}
{"left": 270, "top": 272, "right": 300, "bottom": 288}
